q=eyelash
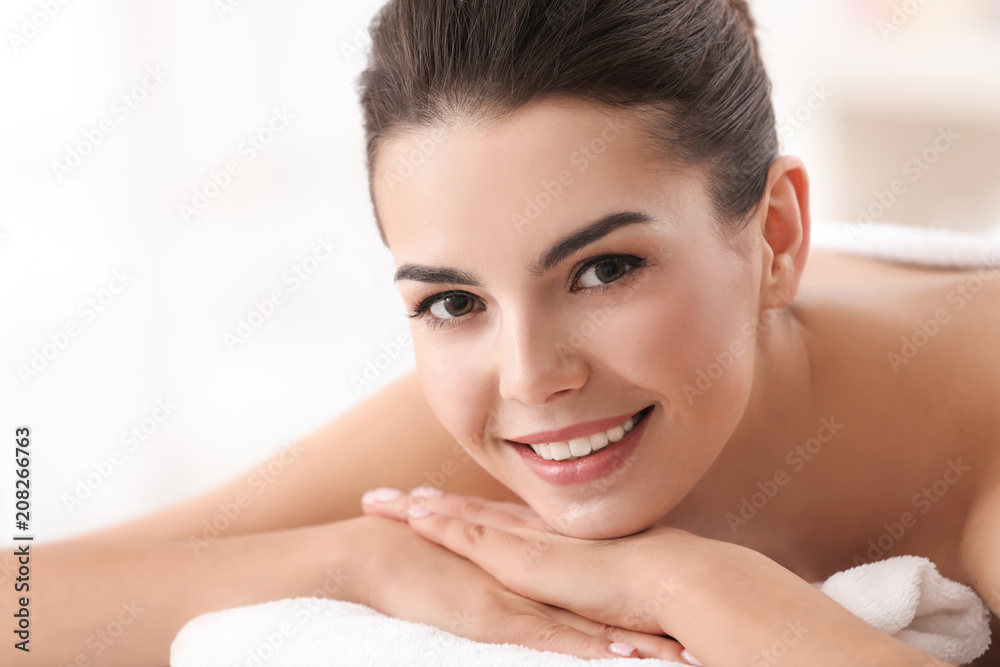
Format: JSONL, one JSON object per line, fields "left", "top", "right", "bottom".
{"left": 407, "top": 254, "right": 648, "bottom": 330}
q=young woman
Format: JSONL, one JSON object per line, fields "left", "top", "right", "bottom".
{"left": 12, "top": 1, "right": 998, "bottom": 666}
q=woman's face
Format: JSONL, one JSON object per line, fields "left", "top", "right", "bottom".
{"left": 375, "top": 98, "right": 765, "bottom": 539}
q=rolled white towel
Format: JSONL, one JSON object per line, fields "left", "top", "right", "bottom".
{"left": 815, "top": 555, "right": 992, "bottom": 665}
{"left": 171, "top": 556, "right": 992, "bottom": 666}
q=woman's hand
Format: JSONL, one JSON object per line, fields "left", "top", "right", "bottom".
{"left": 345, "top": 510, "right": 687, "bottom": 662}
{"left": 365, "top": 489, "right": 947, "bottom": 667}
{"left": 361, "top": 488, "right": 696, "bottom": 638}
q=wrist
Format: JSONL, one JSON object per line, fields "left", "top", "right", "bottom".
{"left": 277, "top": 517, "right": 371, "bottom": 606}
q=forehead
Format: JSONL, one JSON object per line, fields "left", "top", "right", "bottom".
{"left": 373, "top": 98, "right": 708, "bottom": 258}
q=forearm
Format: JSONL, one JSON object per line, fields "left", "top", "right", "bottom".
{"left": 662, "top": 545, "right": 950, "bottom": 667}
{"left": 2, "top": 520, "right": 362, "bottom": 667}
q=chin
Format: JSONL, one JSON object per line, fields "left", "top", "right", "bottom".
{"left": 535, "top": 498, "right": 664, "bottom": 540}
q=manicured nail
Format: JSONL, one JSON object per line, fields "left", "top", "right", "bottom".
{"left": 608, "top": 642, "right": 637, "bottom": 657}
{"left": 408, "top": 506, "right": 433, "bottom": 518}
{"left": 680, "top": 648, "right": 704, "bottom": 666}
{"left": 411, "top": 486, "right": 445, "bottom": 498}
{"left": 361, "top": 487, "right": 403, "bottom": 504}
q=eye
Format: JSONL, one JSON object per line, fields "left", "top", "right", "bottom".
{"left": 428, "top": 292, "right": 479, "bottom": 319}
{"left": 572, "top": 255, "right": 645, "bottom": 290}
{"left": 408, "top": 290, "right": 484, "bottom": 328}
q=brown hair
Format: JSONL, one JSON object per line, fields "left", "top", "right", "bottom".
{"left": 358, "top": 0, "right": 778, "bottom": 243}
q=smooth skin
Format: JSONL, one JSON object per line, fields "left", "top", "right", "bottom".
{"left": 7, "top": 99, "right": 998, "bottom": 665}
{"left": 366, "top": 96, "right": 1000, "bottom": 665}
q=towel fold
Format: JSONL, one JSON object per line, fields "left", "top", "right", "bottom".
{"left": 171, "top": 555, "right": 992, "bottom": 666}
{"left": 815, "top": 555, "right": 991, "bottom": 665}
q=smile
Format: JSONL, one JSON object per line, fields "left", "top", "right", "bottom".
{"left": 522, "top": 408, "right": 648, "bottom": 461}
{"left": 510, "top": 405, "right": 655, "bottom": 486}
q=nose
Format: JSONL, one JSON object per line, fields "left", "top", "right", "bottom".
{"left": 496, "top": 308, "right": 588, "bottom": 405}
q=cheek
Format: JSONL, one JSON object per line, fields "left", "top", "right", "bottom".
{"left": 597, "top": 269, "right": 755, "bottom": 403}
{"left": 414, "top": 334, "right": 493, "bottom": 450}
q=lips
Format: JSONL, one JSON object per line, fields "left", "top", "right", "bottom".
{"left": 510, "top": 406, "right": 654, "bottom": 486}
{"left": 511, "top": 407, "right": 650, "bottom": 461}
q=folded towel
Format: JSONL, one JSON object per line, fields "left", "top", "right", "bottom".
{"left": 810, "top": 219, "right": 1000, "bottom": 268}
{"left": 171, "top": 555, "right": 992, "bottom": 666}
{"left": 170, "top": 596, "right": 685, "bottom": 666}
{"left": 815, "top": 555, "right": 991, "bottom": 665}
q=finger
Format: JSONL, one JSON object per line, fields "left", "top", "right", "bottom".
{"left": 407, "top": 508, "right": 571, "bottom": 608}
{"left": 494, "top": 613, "right": 643, "bottom": 661}
{"left": 546, "top": 606, "right": 686, "bottom": 662}
{"left": 360, "top": 487, "right": 418, "bottom": 522}
{"left": 408, "top": 493, "right": 549, "bottom": 532}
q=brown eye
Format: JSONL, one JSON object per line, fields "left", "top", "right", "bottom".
{"left": 429, "top": 292, "right": 479, "bottom": 319}
{"left": 575, "top": 257, "right": 631, "bottom": 288}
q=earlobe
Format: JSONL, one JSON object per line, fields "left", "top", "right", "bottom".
{"left": 758, "top": 155, "right": 811, "bottom": 310}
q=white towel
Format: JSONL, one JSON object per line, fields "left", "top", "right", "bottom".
{"left": 171, "top": 555, "right": 992, "bottom": 666}
{"left": 810, "top": 219, "right": 1000, "bottom": 268}
{"left": 815, "top": 556, "right": 991, "bottom": 665}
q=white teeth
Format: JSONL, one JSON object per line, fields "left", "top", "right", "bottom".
{"left": 524, "top": 409, "right": 647, "bottom": 461}
{"left": 549, "top": 442, "right": 572, "bottom": 461}
{"left": 589, "top": 431, "right": 609, "bottom": 449}
{"left": 568, "top": 437, "right": 591, "bottom": 457}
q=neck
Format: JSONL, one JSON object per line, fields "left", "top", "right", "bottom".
{"left": 661, "top": 301, "right": 842, "bottom": 577}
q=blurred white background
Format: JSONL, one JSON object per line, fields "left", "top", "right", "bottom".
{"left": 2, "top": 0, "right": 999, "bottom": 545}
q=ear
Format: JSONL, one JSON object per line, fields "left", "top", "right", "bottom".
{"left": 755, "top": 155, "right": 810, "bottom": 310}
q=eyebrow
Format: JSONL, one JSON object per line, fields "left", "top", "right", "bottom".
{"left": 392, "top": 264, "right": 484, "bottom": 286}
{"left": 393, "top": 210, "right": 654, "bottom": 285}
{"left": 528, "top": 210, "right": 653, "bottom": 277}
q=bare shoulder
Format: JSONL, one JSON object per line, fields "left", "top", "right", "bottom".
{"left": 936, "top": 270, "right": 1000, "bottom": 621}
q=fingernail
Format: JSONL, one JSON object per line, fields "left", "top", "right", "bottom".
{"left": 680, "top": 648, "right": 704, "bottom": 666}
{"left": 608, "top": 642, "right": 637, "bottom": 657}
{"left": 411, "top": 485, "right": 445, "bottom": 498}
{"left": 408, "top": 506, "right": 433, "bottom": 518}
{"left": 361, "top": 487, "right": 403, "bottom": 504}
